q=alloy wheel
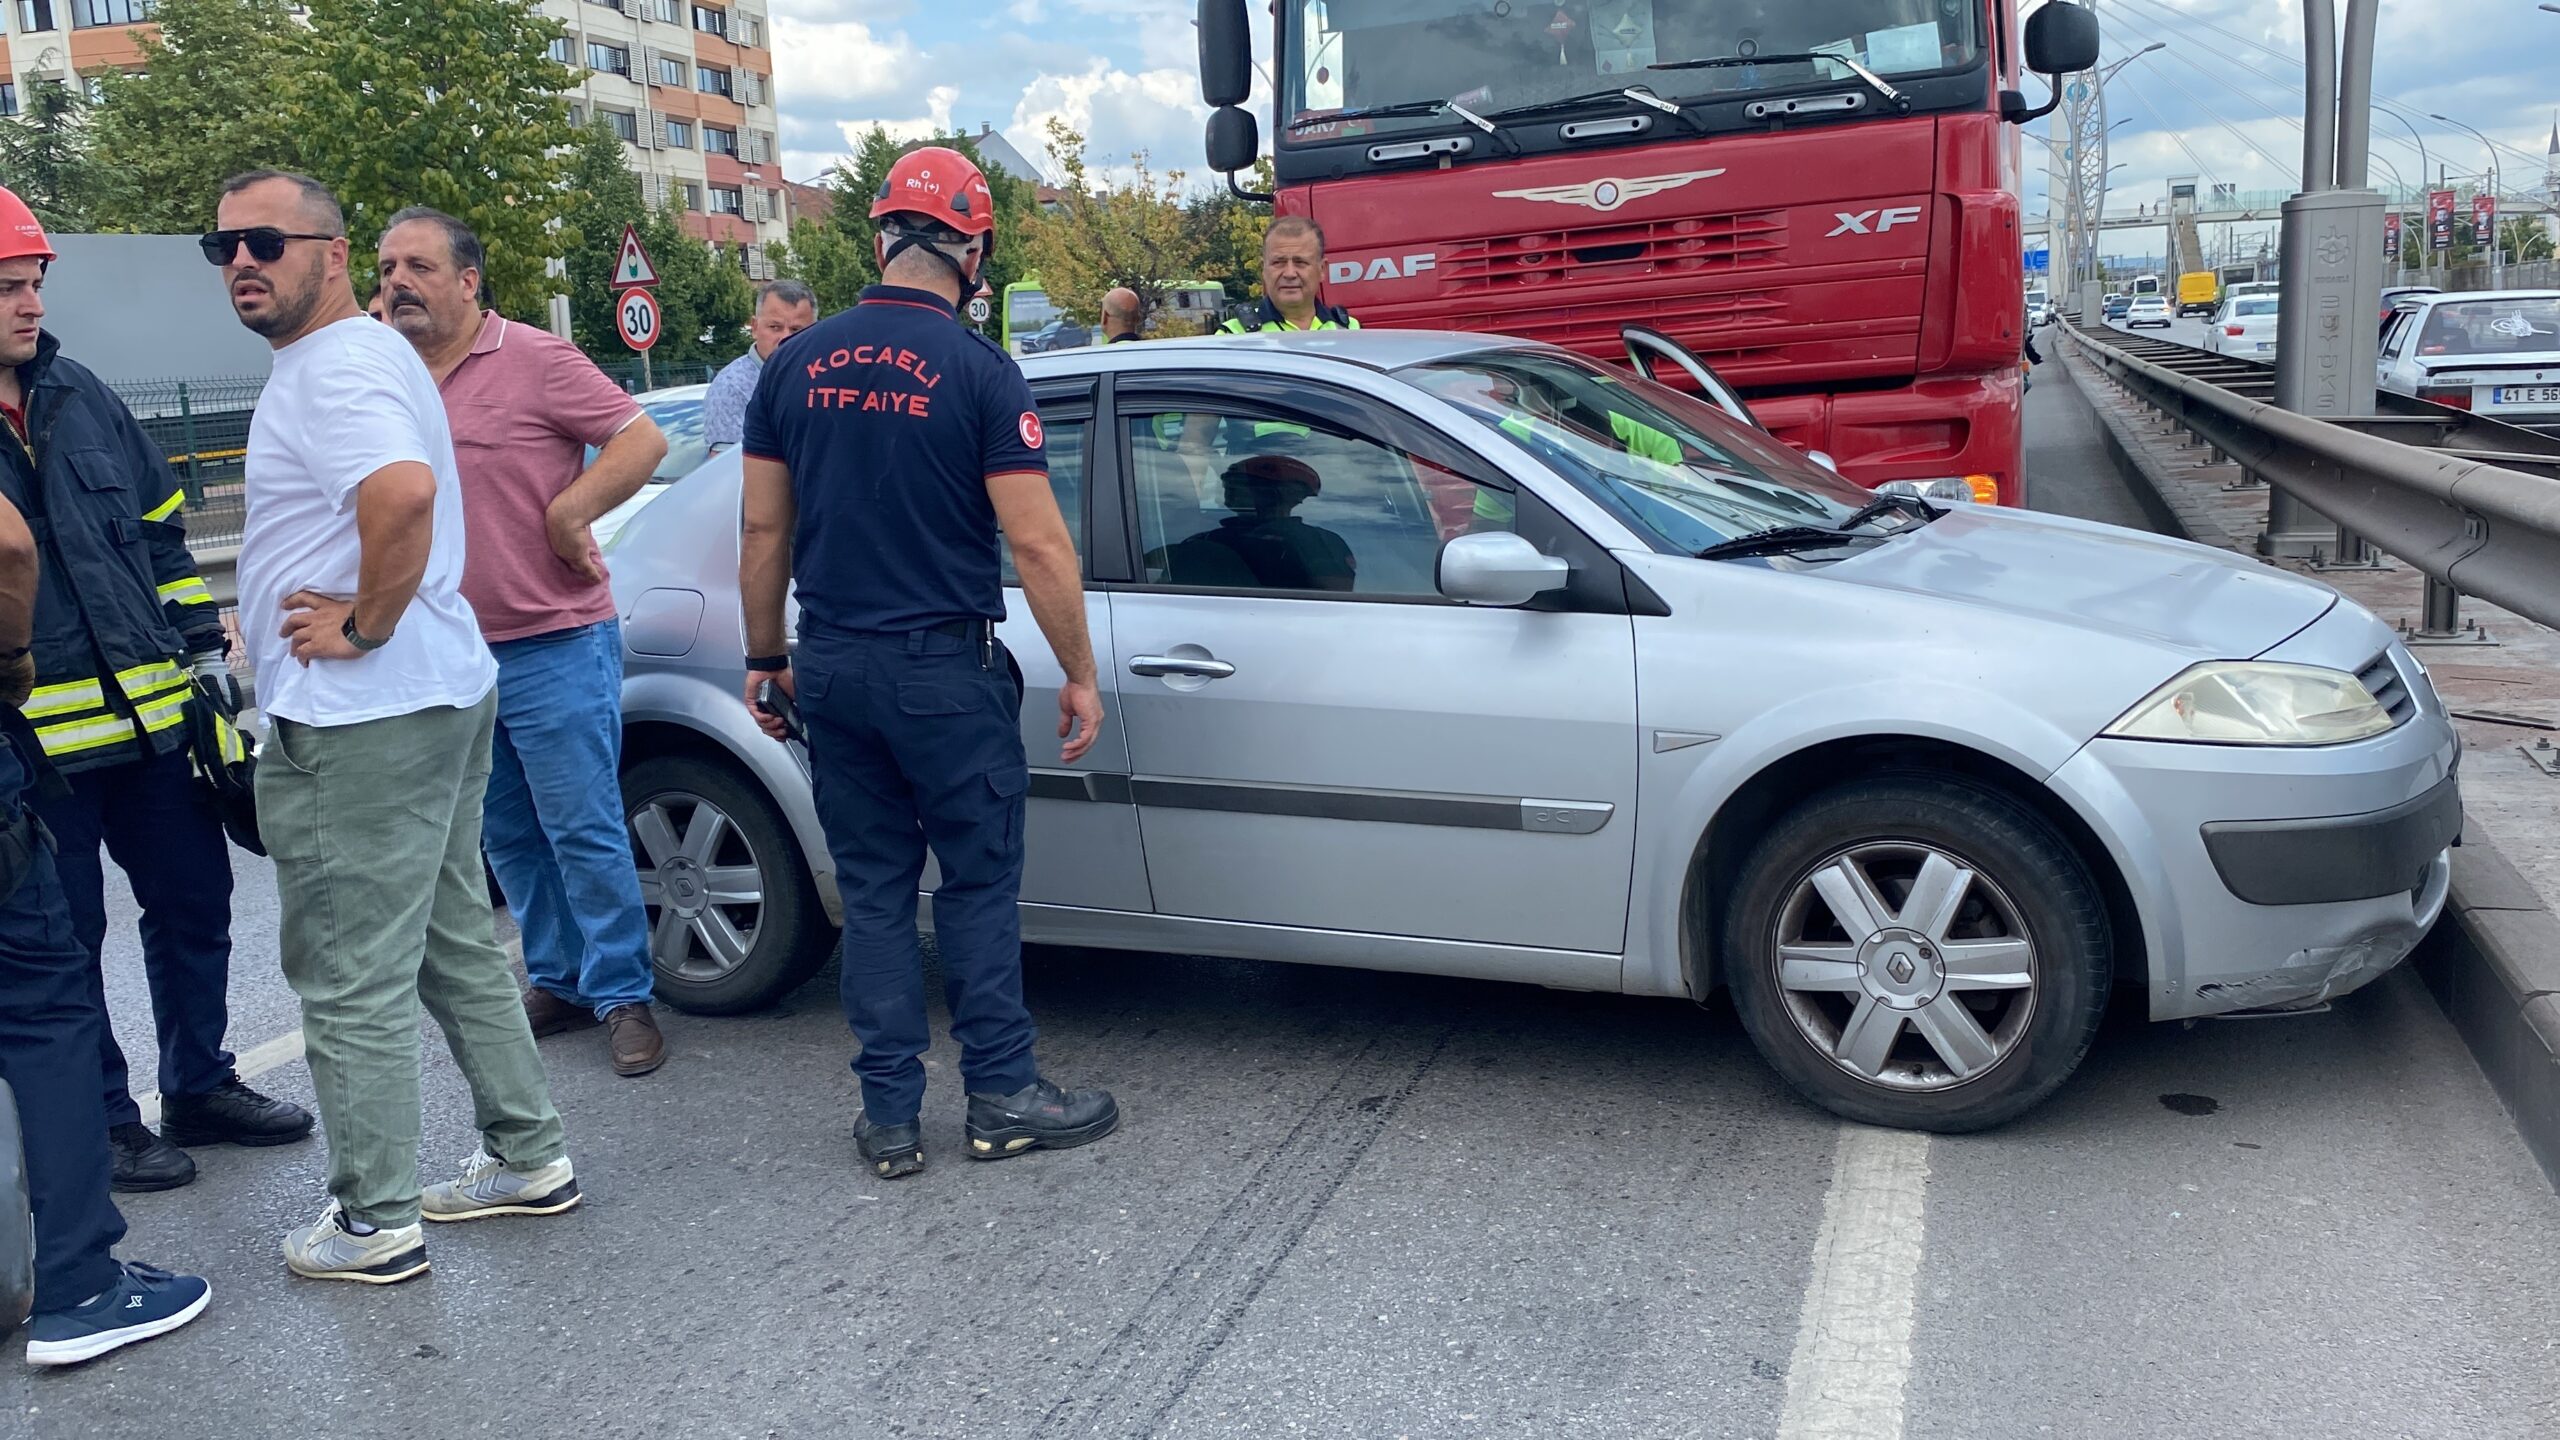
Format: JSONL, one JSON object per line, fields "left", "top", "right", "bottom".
{"left": 631, "top": 792, "right": 768, "bottom": 982}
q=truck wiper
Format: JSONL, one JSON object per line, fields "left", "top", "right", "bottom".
{"left": 1647, "top": 51, "right": 1911, "bottom": 115}
{"left": 1483, "top": 85, "right": 1689, "bottom": 125}
{"left": 1290, "top": 97, "right": 1480, "bottom": 130}
{"left": 1694, "top": 524, "right": 1867, "bottom": 561}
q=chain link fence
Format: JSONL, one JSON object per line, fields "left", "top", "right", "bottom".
{"left": 113, "top": 375, "right": 265, "bottom": 548}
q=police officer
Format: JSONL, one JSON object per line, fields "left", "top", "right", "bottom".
{"left": 737, "top": 147, "right": 1117, "bottom": 1180}
{"left": 0, "top": 185, "right": 311, "bottom": 1194}
{"left": 1217, "top": 217, "right": 1359, "bottom": 334}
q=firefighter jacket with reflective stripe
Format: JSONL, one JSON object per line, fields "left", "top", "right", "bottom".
{"left": 0, "top": 332, "right": 224, "bottom": 773}
{"left": 1216, "top": 298, "right": 1359, "bottom": 334}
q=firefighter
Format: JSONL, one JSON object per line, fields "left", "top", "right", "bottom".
{"left": 737, "top": 147, "right": 1118, "bottom": 1179}
{"left": 1217, "top": 217, "right": 1360, "bottom": 333}
{"left": 0, "top": 185, "right": 311, "bottom": 1195}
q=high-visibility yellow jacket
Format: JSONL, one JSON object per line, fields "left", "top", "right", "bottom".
{"left": 0, "top": 333, "right": 223, "bottom": 772}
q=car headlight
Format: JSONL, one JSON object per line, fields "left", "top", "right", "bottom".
{"left": 2104, "top": 661, "right": 2396, "bottom": 746}
{"left": 1876, "top": 476, "right": 1998, "bottom": 505}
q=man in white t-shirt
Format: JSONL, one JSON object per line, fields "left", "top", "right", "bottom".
{"left": 216, "top": 171, "right": 578, "bottom": 1286}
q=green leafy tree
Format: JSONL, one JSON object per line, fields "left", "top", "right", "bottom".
{"left": 87, "top": 0, "right": 312, "bottom": 233}
{"left": 2497, "top": 215, "right": 2555, "bottom": 265}
{"left": 1017, "top": 120, "right": 1204, "bottom": 325}
{"left": 293, "top": 0, "right": 583, "bottom": 317}
{"left": 772, "top": 216, "right": 867, "bottom": 314}
{"left": 0, "top": 81, "right": 115, "bottom": 232}
{"left": 1185, "top": 158, "right": 1276, "bottom": 304}
{"left": 556, "top": 121, "right": 752, "bottom": 367}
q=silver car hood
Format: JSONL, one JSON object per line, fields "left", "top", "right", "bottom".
{"left": 1808, "top": 503, "right": 2334, "bottom": 660}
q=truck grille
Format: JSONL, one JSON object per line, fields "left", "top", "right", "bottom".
{"left": 1433, "top": 207, "right": 1791, "bottom": 295}
{"left": 2358, "top": 652, "right": 2415, "bottom": 726}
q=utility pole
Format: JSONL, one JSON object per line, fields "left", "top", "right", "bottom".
{"left": 2264, "top": 0, "right": 2386, "bottom": 560}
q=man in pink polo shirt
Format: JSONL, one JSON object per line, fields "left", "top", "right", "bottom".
{"left": 377, "top": 208, "right": 673, "bottom": 1077}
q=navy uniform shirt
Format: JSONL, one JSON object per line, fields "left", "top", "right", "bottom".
{"left": 743, "top": 284, "right": 1046, "bottom": 635}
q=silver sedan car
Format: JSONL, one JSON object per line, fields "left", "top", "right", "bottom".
{"left": 606, "top": 330, "right": 2458, "bottom": 1131}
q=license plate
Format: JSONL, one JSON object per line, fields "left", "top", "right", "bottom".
{"left": 2493, "top": 385, "right": 2560, "bottom": 405}
{"left": 2254, "top": 341, "right": 2275, "bottom": 352}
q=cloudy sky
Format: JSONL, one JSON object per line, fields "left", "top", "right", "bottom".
{"left": 769, "top": 0, "right": 2560, "bottom": 258}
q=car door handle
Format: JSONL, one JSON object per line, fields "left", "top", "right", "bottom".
{"left": 1129, "top": 654, "right": 1236, "bottom": 679}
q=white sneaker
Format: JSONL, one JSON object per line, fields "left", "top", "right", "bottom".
{"left": 283, "top": 1200, "right": 429, "bottom": 1284}
{"left": 420, "top": 1145, "right": 582, "bottom": 1222}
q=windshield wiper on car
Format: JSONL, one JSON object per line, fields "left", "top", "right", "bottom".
{"left": 1838, "top": 493, "right": 1940, "bottom": 531}
{"left": 1482, "top": 85, "right": 1699, "bottom": 131}
{"left": 1647, "top": 50, "right": 1911, "bottom": 114}
{"left": 1694, "top": 525, "right": 1870, "bottom": 561}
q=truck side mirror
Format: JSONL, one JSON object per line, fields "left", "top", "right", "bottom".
{"left": 1198, "top": 0, "right": 1252, "bottom": 107}
{"left": 1206, "top": 106, "right": 1260, "bottom": 176}
{"left": 2001, "top": 3, "right": 2100, "bottom": 124}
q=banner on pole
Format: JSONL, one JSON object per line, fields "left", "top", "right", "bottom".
{"left": 2382, "top": 212, "right": 2401, "bottom": 261}
{"left": 2427, "top": 189, "right": 2456, "bottom": 251}
{"left": 2470, "top": 192, "right": 2497, "bottom": 246}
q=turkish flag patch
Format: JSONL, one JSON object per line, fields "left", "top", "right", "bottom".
{"left": 1019, "top": 411, "right": 1044, "bottom": 449}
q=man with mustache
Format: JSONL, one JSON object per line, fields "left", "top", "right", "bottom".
{"left": 377, "top": 207, "right": 670, "bottom": 1077}
{"left": 215, "top": 171, "right": 575, "bottom": 1284}
{"left": 0, "top": 184, "right": 311, "bottom": 1198}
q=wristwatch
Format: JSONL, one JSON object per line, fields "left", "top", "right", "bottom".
{"left": 342, "top": 616, "right": 390, "bottom": 652}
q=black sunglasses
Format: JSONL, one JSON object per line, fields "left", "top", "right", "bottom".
{"left": 198, "top": 227, "right": 336, "bottom": 265}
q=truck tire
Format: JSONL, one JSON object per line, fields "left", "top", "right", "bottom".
{"left": 623, "top": 754, "right": 833, "bottom": 1015}
{"left": 1721, "top": 773, "right": 2111, "bottom": 1132}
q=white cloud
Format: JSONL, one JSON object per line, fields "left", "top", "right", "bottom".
{"left": 771, "top": 16, "right": 922, "bottom": 106}
{"left": 836, "top": 83, "right": 963, "bottom": 147}
{"left": 1008, "top": 62, "right": 1209, "bottom": 186}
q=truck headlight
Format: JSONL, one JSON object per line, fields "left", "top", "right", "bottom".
{"left": 2104, "top": 662, "right": 2395, "bottom": 745}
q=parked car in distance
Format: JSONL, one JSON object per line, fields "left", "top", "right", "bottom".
{"left": 2205, "top": 294, "right": 2279, "bottom": 358}
{"left": 592, "top": 383, "right": 710, "bottom": 549}
{"left": 2378, "top": 290, "right": 2560, "bottom": 433}
{"left": 1022, "top": 317, "right": 1094, "bottom": 354}
{"left": 2124, "top": 295, "right": 2174, "bottom": 329}
{"left": 2102, "top": 293, "right": 2132, "bottom": 320}
{"left": 608, "top": 329, "right": 2459, "bottom": 1134}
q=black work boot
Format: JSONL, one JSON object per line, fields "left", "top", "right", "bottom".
{"left": 964, "top": 1079, "right": 1120, "bottom": 1160}
{"left": 158, "top": 1077, "right": 316, "bottom": 1148}
{"left": 108, "top": 1122, "right": 197, "bottom": 1193}
{"left": 853, "top": 1113, "right": 925, "bottom": 1179}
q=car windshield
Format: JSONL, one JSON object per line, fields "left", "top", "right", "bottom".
{"left": 1402, "top": 347, "right": 1872, "bottom": 553}
{"left": 2417, "top": 297, "right": 2560, "bottom": 357}
{"left": 1283, "top": 0, "right": 1980, "bottom": 140}
{"left": 643, "top": 394, "right": 708, "bottom": 481}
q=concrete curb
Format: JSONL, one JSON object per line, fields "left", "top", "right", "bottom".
{"left": 2061, "top": 347, "right": 2560, "bottom": 1190}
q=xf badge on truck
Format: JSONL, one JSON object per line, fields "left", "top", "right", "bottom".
{"left": 1827, "top": 206, "right": 1924, "bottom": 235}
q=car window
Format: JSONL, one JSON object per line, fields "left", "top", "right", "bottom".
{"left": 1000, "top": 416, "right": 1086, "bottom": 586}
{"left": 1122, "top": 405, "right": 1500, "bottom": 598}
{"left": 1402, "top": 348, "right": 1867, "bottom": 555}
{"left": 2233, "top": 298, "right": 2276, "bottom": 318}
{"left": 644, "top": 396, "right": 708, "bottom": 481}
{"left": 2380, "top": 311, "right": 2411, "bottom": 359}
{"left": 2417, "top": 298, "right": 2560, "bottom": 357}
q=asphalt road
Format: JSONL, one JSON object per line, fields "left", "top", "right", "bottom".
{"left": 17, "top": 372, "right": 2560, "bottom": 1439}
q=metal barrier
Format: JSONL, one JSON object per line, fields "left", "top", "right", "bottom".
{"left": 2061, "top": 320, "right": 2560, "bottom": 638}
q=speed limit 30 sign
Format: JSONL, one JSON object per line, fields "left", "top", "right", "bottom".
{"left": 617, "top": 287, "right": 662, "bottom": 352}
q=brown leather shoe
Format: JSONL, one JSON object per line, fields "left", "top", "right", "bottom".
{"left": 605, "top": 1004, "right": 665, "bottom": 1077}
{"left": 523, "top": 988, "right": 597, "bottom": 1039}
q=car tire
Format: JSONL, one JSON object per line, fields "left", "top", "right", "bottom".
{"left": 1719, "top": 773, "right": 2112, "bottom": 1132}
{"left": 0, "top": 1078, "right": 31, "bottom": 1333}
{"left": 623, "top": 754, "right": 833, "bottom": 1015}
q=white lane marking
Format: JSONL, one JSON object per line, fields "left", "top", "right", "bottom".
{"left": 1777, "top": 1124, "right": 1932, "bottom": 1440}
{"left": 132, "top": 936, "right": 526, "bottom": 1126}
{"left": 134, "top": 1028, "right": 305, "bottom": 1129}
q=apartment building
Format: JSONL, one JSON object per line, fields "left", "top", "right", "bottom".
{"left": 1, "top": 0, "right": 785, "bottom": 274}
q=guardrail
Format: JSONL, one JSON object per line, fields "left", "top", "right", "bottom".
{"left": 2059, "top": 320, "right": 2560, "bottom": 639}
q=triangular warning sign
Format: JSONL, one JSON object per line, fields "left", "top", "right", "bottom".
{"left": 613, "top": 224, "right": 659, "bottom": 288}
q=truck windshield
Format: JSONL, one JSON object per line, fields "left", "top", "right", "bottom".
{"left": 1285, "top": 0, "right": 1980, "bottom": 139}
{"left": 1403, "top": 347, "right": 1873, "bottom": 554}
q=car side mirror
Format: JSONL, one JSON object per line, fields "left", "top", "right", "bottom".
{"left": 1438, "top": 531, "right": 1570, "bottom": 606}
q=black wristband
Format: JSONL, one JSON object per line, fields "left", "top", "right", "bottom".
{"left": 745, "top": 654, "right": 791, "bottom": 673}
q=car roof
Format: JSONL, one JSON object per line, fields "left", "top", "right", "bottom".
{"left": 1017, "top": 327, "right": 1544, "bottom": 379}
{"left": 636, "top": 383, "right": 709, "bottom": 403}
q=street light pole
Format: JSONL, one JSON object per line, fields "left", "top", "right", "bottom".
{"left": 2429, "top": 112, "right": 2503, "bottom": 285}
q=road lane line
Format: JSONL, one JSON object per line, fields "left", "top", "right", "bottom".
{"left": 131, "top": 936, "right": 526, "bottom": 1127}
{"left": 1776, "top": 1124, "right": 1932, "bottom": 1440}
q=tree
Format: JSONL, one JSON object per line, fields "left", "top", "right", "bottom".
{"left": 2497, "top": 215, "right": 2555, "bottom": 265}
{"left": 87, "top": 0, "right": 312, "bottom": 234}
{"left": 293, "top": 0, "right": 584, "bottom": 317}
{"left": 1016, "top": 120, "right": 1204, "bottom": 326}
{"left": 1185, "top": 157, "right": 1276, "bottom": 304}
{"left": 556, "top": 120, "right": 752, "bottom": 367}
{"left": 771, "top": 216, "right": 867, "bottom": 315}
{"left": 0, "top": 81, "right": 114, "bottom": 232}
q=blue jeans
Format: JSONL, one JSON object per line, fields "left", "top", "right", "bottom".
{"left": 798, "top": 624, "right": 1040, "bottom": 1123}
{"left": 483, "top": 620, "right": 653, "bottom": 1018}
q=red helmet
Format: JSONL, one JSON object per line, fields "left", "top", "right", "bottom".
{"left": 0, "top": 186, "right": 56, "bottom": 265}
{"left": 869, "top": 146, "right": 995, "bottom": 240}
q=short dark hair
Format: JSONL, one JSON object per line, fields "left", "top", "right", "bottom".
{"left": 1264, "top": 215, "right": 1325, "bottom": 258}
{"left": 219, "top": 170, "right": 346, "bottom": 237}
{"left": 757, "top": 279, "right": 815, "bottom": 310}
{"left": 382, "top": 206, "right": 485, "bottom": 280}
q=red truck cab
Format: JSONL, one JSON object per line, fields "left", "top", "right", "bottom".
{"left": 1198, "top": 0, "right": 2099, "bottom": 507}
